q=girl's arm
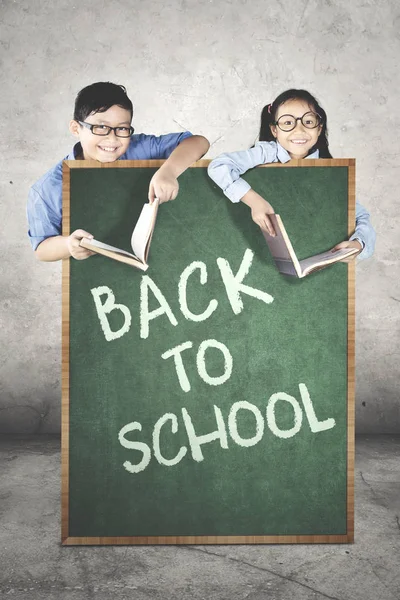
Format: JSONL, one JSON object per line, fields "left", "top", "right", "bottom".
{"left": 148, "top": 135, "right": 210, "bottom": 203}
{"left": 350, "top": 201, "right": 376, "bottom": 260}
{"left": 207, "top": 143, "right": 277, "bottom": 202}
{"left": 332, "top": 201, "right": 376, "bottom": 261}
{"left": 208, "top": 143, "right": 278, "bottom": 234}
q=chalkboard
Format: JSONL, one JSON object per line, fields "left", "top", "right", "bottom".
{"left": 61, "top": 159, "right": 355, "bottom": 545}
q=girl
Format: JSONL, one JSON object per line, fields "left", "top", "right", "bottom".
{"left": 207, "top": 89, "right": 375, "bottom": 260}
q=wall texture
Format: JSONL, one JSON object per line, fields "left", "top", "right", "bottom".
{"left": 1, "top": 0, "right": 399, "bottom": 433}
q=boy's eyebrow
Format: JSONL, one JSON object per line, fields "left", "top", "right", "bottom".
{"left": 89, "top": 118, "right": 132, "bottom": 125}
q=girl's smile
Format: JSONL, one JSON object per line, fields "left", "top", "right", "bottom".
{"left": 289, "top": 138, "right": 310, "bottom": 144}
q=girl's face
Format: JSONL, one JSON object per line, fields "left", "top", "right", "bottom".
{"left": 270, "top": 99, "right": 322, "bottom": 159}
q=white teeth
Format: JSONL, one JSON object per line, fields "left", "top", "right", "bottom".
{"left": 291, "top": 140, "right": 308, "bottom": 144}
{"left": 99, "top": 147, "right": 118, "bottom": 152}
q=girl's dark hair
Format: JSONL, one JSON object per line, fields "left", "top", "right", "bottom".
{"left": 258, "top": 89, "right": 332, "bottom": 158}
{"left": 73, "top": 82, "right": 133, "bottom": 122}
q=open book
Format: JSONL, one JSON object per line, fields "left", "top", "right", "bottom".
{"left": 79, "top": 198, "right": 160, "bottom": 271}
{"left": 262, "top": 214, "right": 359, "bottom": 278}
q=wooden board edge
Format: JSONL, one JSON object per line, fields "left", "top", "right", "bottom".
{"left": 260, "top": 158, "right": 355, "bottom": 168}
{"left": 62, "top": 162, "right": 71, "bottom": 236}
{"left": 347, "top": 160, "right": 356, "bottom": 542}
{"left": 63, "top": 158, "right": 211, "bottom": 169}
{"left": 347, "top": 263, "right": 355, "bottom": 541}
{"left": 62, "top": 158, "right": 355, "bottom": 170}
{"left": 347, "top": 161, "right": 356, "bottom": 236}
{"left": 61, "top": 162, "right": 71, "bottom": 542}
{"left": 61, "top": 534, "right": 353, "bottom": 546}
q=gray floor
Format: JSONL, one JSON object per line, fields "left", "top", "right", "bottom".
{"left": 1, "top": 436, "right": 399, "bottom": 600}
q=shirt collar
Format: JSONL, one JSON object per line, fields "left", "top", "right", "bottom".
{"left": 66, "top": 142, "right": 83, "bottom": 160}
{"left": 276, "top": 141, "right": 319, "bottom": 163}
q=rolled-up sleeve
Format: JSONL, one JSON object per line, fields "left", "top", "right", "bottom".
{"left": 349, "top": 201, "right": 376, "bottom": 260}
{"left": 27, "top": 186, "right": 62, "bottom": 250}
{"left": 150, "top": 131, "right": 193, "bottom": 159}
{"left": 207, "top": 142, "right": 278, "bottom": 203}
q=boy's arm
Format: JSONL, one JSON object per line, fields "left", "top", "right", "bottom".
{"left": 35, "top": 230, "right": 95, "bottom": 262}
{"left": 28, "top": 184, "right": 95, "bottom": 262}
{"left": 148, "top": 135, "right": 209, "bottom": 203}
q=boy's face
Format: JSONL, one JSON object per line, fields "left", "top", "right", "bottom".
{"left": 69, "top": 105, "right": 132, "bottom": 162}
{"left": 269, "top": 99, "right": 322, "bottom": 159}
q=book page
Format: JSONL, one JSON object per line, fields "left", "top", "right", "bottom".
{"left": 131, "top": 198, "right": 160, "bottom": 263}
{"left": 262, "top": 215, "right": 301, "bottom": 277}
{"left": 271, "top": 258, "right": 299, "bottom": 277}
{"left": 80, "top": 238, "right": 149, "bottom": 270}
{"left": 299, "top": 247, "right": 359, "bottom": 276}
{"left": 83, "top": 238, "right": 138, "bottom": 259}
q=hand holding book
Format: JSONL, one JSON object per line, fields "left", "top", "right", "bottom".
{"left": 79, "top": 198, "right": 160, "bottom": 270}
{"left": 331, "top": 239, "right": 363, "bottom": 263}
{"left": 240, "top": 190, "right": 276, "bottom": 236}
{"left": 67, "top": 229, "right": 96, "bottom": 260}
{"left": 262, "top": 214, "right": 359, "bottom": 278}
{"left": 148, "top": 164, "right": 179, "bottom": 204}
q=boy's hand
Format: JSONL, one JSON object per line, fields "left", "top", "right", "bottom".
{"left": 67, "top": 229, "right": 96, "bottom": 260}
{"left": 148, "top": 167, "right": 179, "bottom": 204}
{"left": 241, "top": 190, "right": 276, "bottom": 236}
{"left": 331, "top": 239, "right": 363, "bottom": 262}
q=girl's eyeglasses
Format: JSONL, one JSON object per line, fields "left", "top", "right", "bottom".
{"left": 274, "top": 112, "right": 322, "bottom": 132}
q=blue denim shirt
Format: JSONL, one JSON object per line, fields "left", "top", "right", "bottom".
{"left": 208, "top": 141, "right": 376, "bottom": 260}
{"left": 27, "top": 131, "right": 192, "bottom": 250}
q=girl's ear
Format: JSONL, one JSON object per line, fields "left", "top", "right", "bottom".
{"left": 270, "top": 124, "right": 277, "bottom": 139}
{"left": 69, "top": 120, "right": 81, "bottom": 138}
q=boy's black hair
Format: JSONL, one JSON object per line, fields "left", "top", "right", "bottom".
{"left": 258, "top": 89, "right": 332, "bottom": 158}
{"left": 73, "top": 82, "right": 133, "bottom": 122}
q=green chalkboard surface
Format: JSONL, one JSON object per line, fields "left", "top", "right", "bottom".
{"left": 62, "top": 159, "right": 355, "bottom": 545}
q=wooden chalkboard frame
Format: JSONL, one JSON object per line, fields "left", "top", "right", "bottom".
{"left": 61, "top": 158, "right": 355, "bottom": 545}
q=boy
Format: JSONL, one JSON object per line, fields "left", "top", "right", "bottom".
{"left": 27, "top": 81, "right": 209, "bottom": 261}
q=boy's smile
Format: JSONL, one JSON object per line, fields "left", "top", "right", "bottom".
{"left": 270, "top": 99, "right": 322, "bottom": 159}
{"left": 69, "top": 105, "right": 133, "bottom": 162}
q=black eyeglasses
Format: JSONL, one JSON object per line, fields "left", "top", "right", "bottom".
{"left": 78, "top": 121, "right": 134, "bottom": 138}
{"left": 274, "top": 112, "right": 322, "bottom": 132}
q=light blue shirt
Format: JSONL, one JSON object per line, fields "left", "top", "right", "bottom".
{"left": 27, "top": 131, "right": 192, "bottom": 250}
{"left": 208, "top": 141, "right": 376, "bottom": 260}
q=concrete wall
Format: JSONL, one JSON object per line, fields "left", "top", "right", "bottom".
{"left": 1, "top": 0, "right": 399, "bottom": 433}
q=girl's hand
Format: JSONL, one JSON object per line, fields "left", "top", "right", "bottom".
{"left": 241, "top": 190, "right": 276, "bottom": 236}
{"left": 331, "top": 239, "right": 363, "bottom": 262}
{"left": 148, "top": 166, "right": 179, "bottom": 204}
{"left": 68, "top": 229, "right": 96, "bottom": 260}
